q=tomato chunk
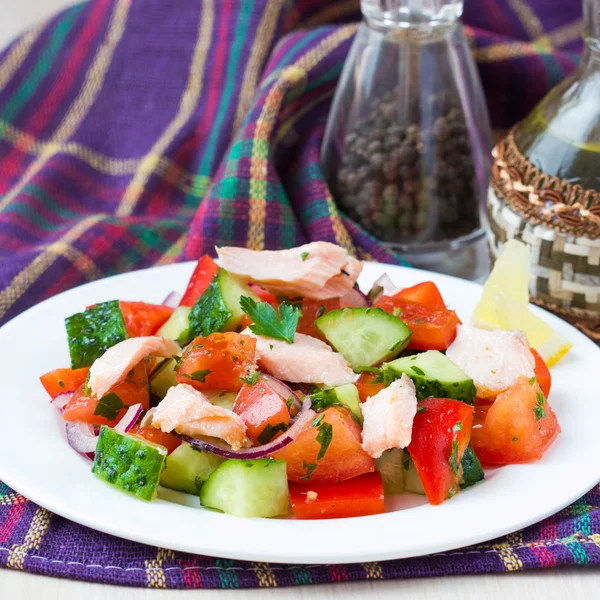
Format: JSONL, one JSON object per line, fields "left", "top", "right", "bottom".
{"left": 355, "top": 372, "right": 386, "bottom": 403}
{"left": 471, "top": 377, "right": 560, "bottom": 465}
{"left": 62, "top": 362, "right": 150, "bottom": 426}
{"left": 248, "top": 283, "right": 277, "bottom": 304}
{"left": 129, "top": 425, "right": 182, "bottom": 454}
{"left": 407, "top": 398, "right": 474, "bottom": 505}
{"left": 271, "top": 407, "right": 374, "bottom": 483}
{"left": 120, "top": 301, "right": 174, "bottom": 337}
{"left": 375, "top": 296, "right": 460, "bottom": 350}
{"left": 40, "top": 366, "right": 90, "bottom": 399}
{"left": 531, "top": 348, "right": 551, "bottom": 398}
{"left": 396, "top": 282, "right": 446, "bottom": 311}
{"left": 233, "top": 377, "right": 292, "bottom": 444}
{"left": 180, "top": 255, "right": 220, "bottom": 307}
{"left": 289, "top": 472, "right": 385, "bottom": 519}
{"left": 296, "top": 298, "right": 341, "bottom": 339}
{"left": 177, "top": 332, "right": 257, "bottom": 393}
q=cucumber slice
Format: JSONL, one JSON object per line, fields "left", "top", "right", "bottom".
{"left": 160, "top": 442, "right": 224, "bottom": 495}
{"left": 403, "top": 453, "right": 425, "bottom": 496}
{"left": 189, "top": 270, "right": 259, "bottom": 338}
{"left": 200, "top": 458, "right": 289, "bottom": 518}
{"left": 149, "top": 356, "right": 180, "bottom": 401}
{"left": 375, "top": 448, "right": 405, "bottom": 495}
{"left": 157, "top": 306, "right": 192, "bottom": 345}
{"left": 311, "top": 383, "right": 363, "bottom": 424}
{"left": 315, "top": 307, "right": 412, "bottom": 368}
{"left": 384, "top": 350, "right": 476, "bottom": 404}
{"left": 203, "top": 390, "right": 237, "bottom": 411}
{"left": 65, "top": 300, "right": 128, "bottom": 369}
{"left": 460, "top": 444, "right": 484, "bottom": 490}
{"left": 92, "top": 426, "right": 166, "bottom": 501}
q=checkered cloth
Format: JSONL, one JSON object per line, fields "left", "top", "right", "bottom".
{"left": 1, "top": 0, "right": 596, "bottom": 588}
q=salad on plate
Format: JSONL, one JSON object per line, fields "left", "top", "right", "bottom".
{"left": 40, "top": 241, "right": 568, "bottom": 520}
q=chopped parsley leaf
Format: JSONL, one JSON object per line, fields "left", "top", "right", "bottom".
{"left": 301, "top": 461, "right": 318, "bottom": 481}
{"left": 529, "top": 376, "right": 536, "bottom": 386}
{"left": 182, "top": 369, "right": 212, "bottom": 383}
{"left": 449, "top": 440, "right": 460, "bottom": 476}
{"left": 316, "top": 422, "right": 333, "bottom": 461}
{"left": 312, "top": 414, "right": 325, "bottom": 427}
{"left": 94, "top": 393, "right": 125, "bottom": 421}
{"left": 417, "top": 406, "right": 428, "bottom": 413}
{"left": 301, "top": 252, "right": 309, "bottom": 261}
{"left": 453, "top": 421, "right": 463, "bottom": 433}
{"left": 239, "top": 371, "right": 261, "bottom": 386}
{"left": 512, "top": 437, "right": 519, "bottom": 443}
{"left": 58, "top": 380, "right": 65, "bottom": 389}
{"left": 392, "top": 307, "right": 402, "bottom": 317}
{"left": 240, "top": 296, "right": 299, "bottom": 344}
{"left": 171, "top": 355, "right": 184, "bottom": 370}
{"left": 316, "top": 305, "right": 326, "bottom": 318}
{"left": 84, "top": 371, "right": 91, "bottom": 397}
{"left": 257, "top": 422, "right": 288, "bottom": 445}
{"left": 286, "top": 396, "right": 296, "bottom": 412}
{"left": 533, "top": 391, "right": 546, "bottom": 420}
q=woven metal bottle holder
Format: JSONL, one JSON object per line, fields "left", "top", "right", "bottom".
{"left": 487, "top": 128, "right": 600, "bottom": 343}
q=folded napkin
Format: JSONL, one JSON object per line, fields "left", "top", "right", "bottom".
{"left": 0, "top": 0, "right": 594, "bottom": 588}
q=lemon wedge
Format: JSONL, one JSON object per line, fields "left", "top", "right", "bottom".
{"left": 473, "top": 239, "right": 530, "bottom": 329}
{"left": 493, "top": 292, "right": 573, "bottom": 367}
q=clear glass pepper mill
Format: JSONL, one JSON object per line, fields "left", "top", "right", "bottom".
{"left": 321, "top": 0, "right": 493, "bottom": 278}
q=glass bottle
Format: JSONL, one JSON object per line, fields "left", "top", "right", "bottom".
{"left": 321, "top": 0, "right": 493, "bottom": 278}
{"left": 513, "top": 0, "right": 600, "bottom": 191}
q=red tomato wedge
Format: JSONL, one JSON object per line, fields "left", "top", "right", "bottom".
{"left": 233, "top": 378, "right": 293, "bottom": 444}
{"left": 531, "top": 348, "right": 552, "bottom": 397}
{"left": 62, "top": 363, "right": 150, "bottom": 426}
{"left": 248, "top": 283, "right": 277, "bottom": 304}
{"left": 179, "top": 255, "right": 220, "bottom": 307}
{"left": 296, "top": 298, "right": 341, "bottom": 339}
{"left": 177, "top": 332, "right": 257, "bottom": 393}
{"left": 471, "top": 377, "right": 560, "bottom": 465}
{"left": 272, "top": 407, "right": 375, "bottom": 483}
{"left": 120, "top": 301, "right": 174, "bottom": 337}
{"left": 40, "top": 366, "right": 90, "bottom": 399}
{"left": 374, "top": 296, "right": 460, "bottom": 350}
{"left": 355, "top": 372, "right": 386, "bottom": 403}
{"left": 395, "top": 281, "right": 446, "bottom": 311}
{"left": 289, "top": 472, "right": 385, "bottom": 519}
{"left": 407, "top": 398, "right": 474, "bottom": 505}
{"left": 129, "top": 425, "right": 182, "bottom": 454}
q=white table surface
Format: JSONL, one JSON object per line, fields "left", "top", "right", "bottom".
{"left": 0, "top": 2, "right": 597, "bottom": 597}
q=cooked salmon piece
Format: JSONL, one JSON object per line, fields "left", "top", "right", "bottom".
{"left": 89, "top": 336, "right": 180, "bottom": 399}
{"left": 361, "top": 374, "right": 417, "bottom": 459}
{"left": 446, "top": 324, "right": 535, "bottom": 399}
{"left": 152, "top": 384, "right": 248, "bottom": 450}
{"left": 216, "top": 242, "right": 363, "bottom": 300}
{"left": 241, "top": 328, "right": 356, "bottom": 387}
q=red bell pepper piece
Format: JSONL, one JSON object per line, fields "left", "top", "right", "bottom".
{"left": 289, "top": 472, "right": 385, "bottom": 519}
{"left": 179, "top": 255, "right": 220, "bottom": 307}
{"left": 40, "top": 366, "right": 90, "bottom": 399}
{"left": 395, "top": 281, "right": 446, "bottom": 311}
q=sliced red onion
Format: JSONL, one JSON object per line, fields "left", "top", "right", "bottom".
{"left": 162, "top": 291, "right": 182, "bottom": 308}
{"left": 65, "top": 421, "right": 98, "bottom": 455}
{"left": 51, "top": 392, "right": 73, "bottom": 412}
{"left": 368, "top": 274, "right": 400, "bottom": 304}
{"left": 176, "top": 408, "right": 316, "bottom": 460}
{"left": 140, "top": 407, "right": 156, "bottom": 428}
{"left": 113, "top": 403, "right": 143, "bottom": 434}
{"left": 341, "top": 287, "right": 369, "bottom": 308}
{"left": 261, "top": 374, "right": 303, "bottom": 414}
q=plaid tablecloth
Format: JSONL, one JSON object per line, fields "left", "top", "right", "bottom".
{"left": 1, "top": 0, "right": 597, "bottom": 588}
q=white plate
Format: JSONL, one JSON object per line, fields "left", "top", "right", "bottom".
{"left": 0, "top": 262, "right": 598, "bottom": 564}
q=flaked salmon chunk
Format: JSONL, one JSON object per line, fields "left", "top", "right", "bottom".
{"left": 446, "top": 324, "right": 535, "bottom": 399}
{"left": 89, "top": 336, "right": 180, "bottom": 399}
{"left": 241, "top": 328, "right": 356, "bottom": 387}
{"left": 216, "top": 242, "right": 363, "bottom": 300}
{"left": 152, "top": 384, "right": 248, "bottom": 450}
{"left": 361, "top": 374, "right": 417, "bottom": 459}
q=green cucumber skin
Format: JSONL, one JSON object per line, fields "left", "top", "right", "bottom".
{"left": 311, "top": 384, "right": 363, "bottom": 424}
{"left": 160, "top": 442, "right": 224, "bottom": 495}
{"left": 200, "top": 459, "right": 289, "bottom": 518}
{"left": 189, "top": 275, "right": 231, "bottom": 338}
{"left": 315, "top": 307, "right": 412, "bottom": 368}
{"left": 460, "top": 444, "right": 484, "bottom": 490}
{"left": 385, "top": 351, "right": 476, "bottom": 404}
{"left": 92, "top": 426, "right": 166, "bottom": 501}
{"left": 65, "top": 300, "right": 128, "bottom": 369}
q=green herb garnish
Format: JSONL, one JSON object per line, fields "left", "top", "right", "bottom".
{"left": 453, "top": 421, "right": 463, "bottom": 432}
{"left": 417, "top": 406, "right": 428, "bottom": 413}
{"left": 240, "top": 296, "right": 300, "bottom": 344}
{"left": 301, "top": 252, "right": 309, "bottom": 261}
{"left": 84, "top": 371, "right": 91, "bottom": 397}
{"left": 529, "top": 376, "right": 537, "bottom": 386}
{"left": 512, "top": 437, "right": 519, "bottom": 443}
{"left": 316, "top": 422, "right": 333, "bottom": 461}
{"left": 312, "top": 414, "right": 325, "bottom": 427}
{"left": 257, "top": 422, "right": 288, "bottom": 445}
{"left": 94, "top": 393, "right": 125, "bottom": 421}
{"left": 449, "top": 440, "right": 460, "bottom": 476}
{"left": 58, "top": 380, "right": 65, "bottom": 389}
{"left": 301, "top": 461, "right": 318, "bottom": 481}
{"left": 316, "top": 305, "right": 326, "bottom": 318}
{"left": 182, "top": 369, "right": 212, "bottom": 383}
{"left": 239, "top": 371, "right": 261, "bottom": 386}
{"left": 533, "top": 391, "right": 546, "bottom": 420}
{"left": 286, "top": 396, "right": 296, "bottom": 412}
